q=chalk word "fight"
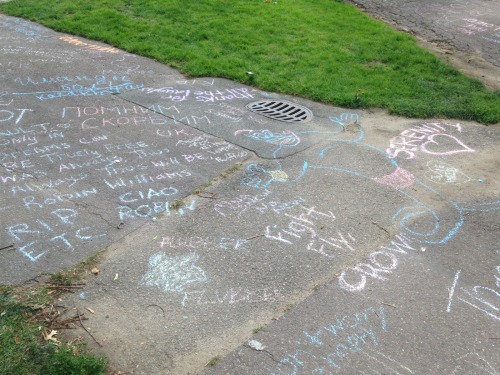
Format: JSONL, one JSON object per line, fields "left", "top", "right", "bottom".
{"left": 265, "top": 205, "right": 356, "bottom": 258}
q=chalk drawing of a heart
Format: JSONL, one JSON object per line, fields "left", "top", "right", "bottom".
{"left": 420, "top": 134, "right": 474, "bottom": 156}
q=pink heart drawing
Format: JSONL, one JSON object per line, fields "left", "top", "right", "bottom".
{"left": 420, "top": 134, "right": 474, "bottom": 156}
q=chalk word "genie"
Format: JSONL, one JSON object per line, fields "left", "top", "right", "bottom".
{"left": 386, "top": 122, "right": 474, "bottom": 159}
{"left": 338, "top": 235, "right": 416, "bottom": 292}
{"left": 268, "top": 306, "right": 386, "bottom": 374}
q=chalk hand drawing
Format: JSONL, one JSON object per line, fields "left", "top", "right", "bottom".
{"left": 373, "top": 167, "right": 415, "bottom": 189}
{"left": 235, "top": 129, "right": 301, "bottom": 147}
{"left": 329, "top": 112, "right": 360, "bottom": 128}
{"left": 140, "top": 252, "right": 207, "bottom": 293}
{"left": 449, "top": 353, "right": 498, "bottom": 375}
{"left": 426, "top": 161, "right": 471, "bottom": 185}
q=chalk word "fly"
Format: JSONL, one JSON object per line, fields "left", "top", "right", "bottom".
{"left": 265, "top": 205, "right": 356, "bottom": 258}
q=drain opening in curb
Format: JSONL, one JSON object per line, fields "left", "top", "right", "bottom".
{"left": 246, "top": 100, "right": 313, "bottom": 123}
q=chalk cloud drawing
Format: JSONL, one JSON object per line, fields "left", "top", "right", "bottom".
{"left": 425, "top": 161, "right": 471, "bottom": 185}
{"left": 449, "top": 353, "right": 498, "bottom": 375}
{"left": 140, "top": 252, "right": 207, "bottom": 293}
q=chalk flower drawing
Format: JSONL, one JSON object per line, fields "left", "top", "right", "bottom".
{"left": 141, "top": 252, "right": 207, "bottom": 293}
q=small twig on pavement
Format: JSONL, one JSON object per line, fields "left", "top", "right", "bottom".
{"left": 381, "top": 302, "right": 397, "bottom": 309}
{"left": 246, "top": 234, "right": 264, "bottom": 240}
{"left": 76, "top": 309, "right": 102, "bottom": 347}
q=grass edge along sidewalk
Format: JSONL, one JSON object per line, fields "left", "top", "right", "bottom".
{"left": 0, "top": 254, "right": 107, "bottom": 375}
{"left": 1, "top": 0, "right": 499, "bottom": 124}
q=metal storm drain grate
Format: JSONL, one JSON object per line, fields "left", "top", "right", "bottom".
{"left": 246, "top": 100, "right": 313, "bottom": 123}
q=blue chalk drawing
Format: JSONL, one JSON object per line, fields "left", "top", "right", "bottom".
{"left": 238, "top": 113, "right": 499, "bottom": 246}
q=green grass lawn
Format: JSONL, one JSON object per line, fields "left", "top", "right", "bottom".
{"left": 0, "top": 286, "right": 107, "bottom": 375}
{"left": 0, "top": 255, "right": 107, "bottom": 375}
{"left": 1, "top": 1, "right": 500, "bottom": 122}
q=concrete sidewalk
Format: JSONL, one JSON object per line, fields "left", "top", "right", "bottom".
{"left": 0, "top": 13, "right": 499, "bottom": 375}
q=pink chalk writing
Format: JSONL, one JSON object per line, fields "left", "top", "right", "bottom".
{"left": 386, "top": 122, "right": 474, "bottom": 159}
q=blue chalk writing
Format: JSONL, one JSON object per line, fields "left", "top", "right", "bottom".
{"left": 267, "top": 306, "right": 386, "bottom": 374}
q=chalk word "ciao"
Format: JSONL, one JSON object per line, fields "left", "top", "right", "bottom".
{"left": 182, "top": 287, "right": 283, "bottom": 307}
{"left": 268, "top": 306, "right": 387, "bottom": 374}
{"left": 386, "top": 122, "right": 474, "bottom": 159}
{"left": 116, "top": 188, "right": 197, "bottom": 221}
{"left": 338, "top": 235, "right": 416, "bottom": 292}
